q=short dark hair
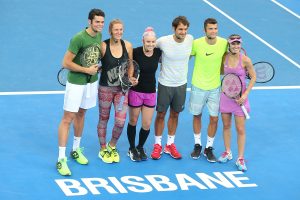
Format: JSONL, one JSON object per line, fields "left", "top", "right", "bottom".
{"left": 172, "top": 16, "right": 190, "bottom": 29}
{"left": 88, "top": 8, "right": 105, "bottom": 21}
{"left": 204, "top": 18, "right": 217, "bottom": 30}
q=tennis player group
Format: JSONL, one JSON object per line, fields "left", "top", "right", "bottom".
{"left": 56, "top": 8, "right": 260, "bottom": 176}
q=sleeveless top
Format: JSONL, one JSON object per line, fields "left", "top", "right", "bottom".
{"left": 100, "top": 39, "right": 129, "bottom": 86}
{"left": 220, "top": 53, "right": 250, "bottom": 114}
{"left": 224, "top": 53, "right": 247, "bottom": 89}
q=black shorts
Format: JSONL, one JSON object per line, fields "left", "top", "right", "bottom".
{"left": 156, "top": 83, "right": 187, "bottom": 113}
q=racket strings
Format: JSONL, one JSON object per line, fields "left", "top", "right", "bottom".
{"left": 246, "top": 62, "right": 274, "bottom": 83}
{"left": 59, "top": 72, "right": 67, "bottom": 82}
{"left": 121, "top": 76, "right": 132, "bottom": 86}
{"left": 255, "top": 63, "right": 274, "bottom": 82}
{"left": 121, "top": 82, "right": 130, "bottom": 93}
{"left": 118, "top": 59, "right": 140, "bottom": 89}
{"left": 57, "top": 68, "right": 69, "bottom": 86}
{"left": 222, "top": 74, "right": 242, "bottom": 98}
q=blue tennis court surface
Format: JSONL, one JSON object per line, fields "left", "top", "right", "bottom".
{"left": 1, "top": 0, "right": 300, "bottom": 199}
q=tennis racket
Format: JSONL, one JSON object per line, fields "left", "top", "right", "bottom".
{"left": 247, "top": 61, "right": 275, "bottom": 83}
{"left": 82, "top": 45, "right": 102, "bottom": 98}
{"left": 117, "top": 59, "right": 140, "bottom": 111}
{"left": 57, "top": 45, "right": 101, "bottom": 99}
{"left": 57, "top": 68, "right": 69, "bottom": 86}
{"left": 221, "top": 73, "right": 250, "bottom": 119}
{"left": 56, "top": 67, "right": 99, "bottom": 89}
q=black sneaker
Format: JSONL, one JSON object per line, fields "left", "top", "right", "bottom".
{"left": 137, "top": 147, "right": 148, "bottom": 161}
{"left": 128, "top": 148, "right": 141, "bottom": 162}
{"left": 191, "top": 144, "right": 202, "bottom": 159}
{"left": 204, "top": 147, "right": 217, "bottom": 162}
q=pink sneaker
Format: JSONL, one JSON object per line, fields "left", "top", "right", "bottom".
{"left": 218, "top": 151, "right": 233, "bottom": 163}
{"left": 236, "top": 158, "right": 247, "bottom": 171}
{"left": 150, "top": 144, "right": 163, "bottom": 160}
{"left": 164, "top": 143, "right": 182, "bottom": 159}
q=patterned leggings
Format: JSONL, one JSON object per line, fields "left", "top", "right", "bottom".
{"left": 97, "top": 86, "right": 128, "bottom": 148}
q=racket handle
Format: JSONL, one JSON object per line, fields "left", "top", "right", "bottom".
{"left": 118, "top": 95, "right": 125, "bottom": 111}
{"left": 240, "top": 104, "right": 250, "bottom": 120}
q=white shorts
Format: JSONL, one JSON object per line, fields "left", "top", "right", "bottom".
{"left": 63, "top": 81, "right": 98, "bottom": 112}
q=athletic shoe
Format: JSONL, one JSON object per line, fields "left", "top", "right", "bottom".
{"left": 150, "top": 144, "right": 163, "bottom": 160}
{"left": 56, "top": 157, "right": 71, "bottom": 176}
{"left": 218, "top": 151, "right": 233, "bottom": 163}
{"left": 204, "top": 147, "right": 217, "bottom": 162}
{"left": 107, "top": 143, "right": 120, "bottom": 163}
{"left": 137, "top": 147, "right": 148, "bottom": 161}
{"left": 98, "top": 148, "right": 113, "bottom": 164}
{"left": 236, "top": 158, "right": 247, "bottom": 171}
{"left": 128, "top": 148, "right": 141, "bottom": 162}
{"left": 190, "top": 144, "right": 202, "bottom": 159}
{"left": 164, "top": 143, "right": 182, "bottom": 159}
{"left": 70, "top": 147, "right": 88, "bottom": 165}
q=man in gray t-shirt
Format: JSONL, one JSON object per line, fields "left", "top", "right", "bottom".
{"left": 150, "top": 16, "right": 193, "bottom": 160}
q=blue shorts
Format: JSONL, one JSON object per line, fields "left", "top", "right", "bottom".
{"left": 189, "top": 85, "right": 220, "bottom": 116}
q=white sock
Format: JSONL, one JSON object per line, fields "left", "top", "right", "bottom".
{"left": 58, "top": 146, "right": 66, "bottom": 161}
{"left": 155, "top": 136, "right": 162, "bottom": 145}
{"left": 73, "top": 136, "right": 81, "bottom": 151}
{"left": 194, "top": 133, "right": 201, "bottom": 145}
{"left": 206, "top": 136, "right": 215, "bottom": 148}
{"left": 167, "top": 135, "right": 175, "bottom": 145}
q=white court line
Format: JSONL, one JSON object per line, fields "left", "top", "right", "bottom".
{"left": 271, "top": 0, "right": 300, "bottom": 19}
{"left": 0, "top": 91, "right": 65, "bottom": 96}
{"left": 187, "top": 86, "right": 300, "bottom": 91}
{"left": 0, "top": 86, "right": 300, "bottom": 96}
{"left": 203, "top": 0, "right": 300, "bottom": 69}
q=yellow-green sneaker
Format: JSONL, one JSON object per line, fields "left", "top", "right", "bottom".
{"left": 56, "top": 157, "right": 71, "bottom": 176}
{"left": 99, "top": 148, "right": 113, "bottom": 163}
{"left": 70, "top": 147, "right": 88, "bottom": 165}
{"left": 107, "top": 143, "right": 120, "bottom": 163}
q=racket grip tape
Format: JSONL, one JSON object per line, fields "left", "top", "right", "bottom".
{"left": 241, "top": 104, "right": 250, "bottom": 120}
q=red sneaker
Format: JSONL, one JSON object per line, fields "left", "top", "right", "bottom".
{"left": 164, "top": 143, "right": 182, "bottom": 159}
{"left": 150, "top": 144, "right": 163, "bottom": 160}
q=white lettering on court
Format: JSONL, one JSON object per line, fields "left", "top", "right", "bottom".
{"left": 120, "top": 176, "right": 153, "bottom": 193}
{"left": 145, "top": 175, "right": 177, "bottom": 191}
{"left": 55, "top": 179, "right": 87, "bottom": 196}
{"left": 81, "top": 178, "right": 117, "bottom": 195}
{"left": 55, "top": 171, "right": 257, "bottom": 196}
{"left": 224, "top": 171, "right": 258, "bottom": 187}
{"left": 176, "top": 174, "right": 207, "bottom": 190}
{"left": 196, "top": 172, "right": 234, "bottom": 189}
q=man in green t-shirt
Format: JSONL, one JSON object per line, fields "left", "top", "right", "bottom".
{"left": 189, "top": 18, "right": 227, "bottom": 163}
{"left": 56, "top": 8, "right": 105, "bottom": 176}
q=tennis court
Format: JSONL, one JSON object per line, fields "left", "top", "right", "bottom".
{"left": 1, "top": 0, "right": 300, "bottom": 199}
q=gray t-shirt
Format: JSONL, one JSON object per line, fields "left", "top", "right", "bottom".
{"left": 156, "top": 34, "right": 193, "bottom": 87}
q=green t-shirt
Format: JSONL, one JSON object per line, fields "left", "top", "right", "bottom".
{"left": 191, "top": 36, "right": 227, "bottom": 90}
{"left": 67, "top": 29, "right": 102, "bottom": 85}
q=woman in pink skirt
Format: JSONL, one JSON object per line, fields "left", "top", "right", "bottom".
{"left": 218, "top": 34, "right": 256, "bottom": 171}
